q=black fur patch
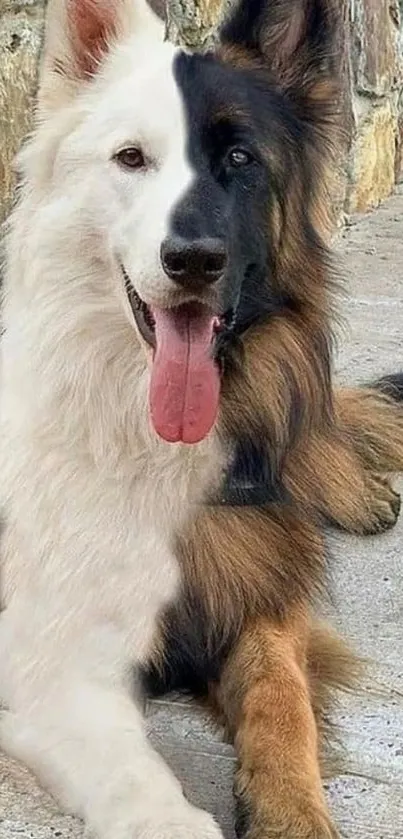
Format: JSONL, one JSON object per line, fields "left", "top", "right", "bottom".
{"left": 217, "top": 434, "right": 287, "bottom": 506}
{"left": 234, "top": 785, "right": 252, "bottom": 839}
{"left": 375, "top": 372, "right": 403, "bottom": 402}
{"left": 141, "top": 592, "right": 236, "bottom": 697}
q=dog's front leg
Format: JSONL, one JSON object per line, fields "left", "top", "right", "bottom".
{"left": 213, "top": 610, "right": 338, "bottom": 839}
{"left": 0, "top": 548, "right": 223, "bottom": 839}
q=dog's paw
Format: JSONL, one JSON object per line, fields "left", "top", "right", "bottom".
{"left": 363, "top": 475, "right": 401, "bottom": 535}
{"left": 234, "top": 784, "right": 338, "bottom": 839}
{"left": 139, "top": 815, "right": 223, "bottom": 839}
{"left": 113, "top": 804, "right": 224, "bottom": 839}
{"left": 239, "top": 811, "right": 338, "bottom": 839}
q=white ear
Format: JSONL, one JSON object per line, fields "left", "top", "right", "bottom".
{"left": 38, "top": 0, "right": 163, "bottom": 113}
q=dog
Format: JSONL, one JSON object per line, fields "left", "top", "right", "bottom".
{"left": 1, "top": 1, "right": 403, "bottom": 838}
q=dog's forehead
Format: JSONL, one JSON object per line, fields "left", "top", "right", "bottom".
{"left": 109, "top": 41, "right": 183, "bottom": 118}
{"left": 82, "top": 39, "right": 188, "bottom": 154}
{"left": 173, "top": 51, "right": 256, "bottom": 123}
{"left": 95, "top": 42, "right": 250, "bottom": 147}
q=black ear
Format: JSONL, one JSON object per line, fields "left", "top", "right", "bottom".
{"left": 221, "top": 0, "right": 339, "bottom": 88}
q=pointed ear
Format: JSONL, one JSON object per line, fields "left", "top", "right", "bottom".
{"left": 38, "top": 0, "right": 162, "bottom": 113}
{"left": 221, "top": 0, "right": 339, "bottom": 92}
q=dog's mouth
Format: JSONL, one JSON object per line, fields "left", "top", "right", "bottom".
{"left": 124, "top": 278, "right": 158, "bottom": 348}
{"left": 123, "top": 268, "right": 231, "bottom": 348}
{"left": 122, "top": 268, "right": 233, "bottom": 445}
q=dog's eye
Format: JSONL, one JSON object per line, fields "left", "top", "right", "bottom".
{"left": 114, "top": 147, "right": 146, "bottom": 171}
{"left": 227, "top": 147, "right": 253, "bottom": 168}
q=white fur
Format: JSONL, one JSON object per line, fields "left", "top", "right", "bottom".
{"left": 0, "top": 1, "right": 224, "bottom": 837}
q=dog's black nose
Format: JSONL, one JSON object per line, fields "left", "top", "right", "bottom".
{"left": 160, "top": 237, "right": 227, "bottom": 289}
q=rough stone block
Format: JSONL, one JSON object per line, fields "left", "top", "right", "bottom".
{"left": 0, "top": 6, "right": 45, "bottom": 221}
{"left": 351, "top": 0, "right": 402, "bottom": 96}
{"left": 347, "top": 101, "right": 397, "bottom": 212}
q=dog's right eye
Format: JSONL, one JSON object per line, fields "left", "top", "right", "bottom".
{"left": 114, "top": 147, "right": 146, "bottom": 171}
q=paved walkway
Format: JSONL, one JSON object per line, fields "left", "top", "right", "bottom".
{"left": 1, "top": 192, "right": 403, "bottom": 838}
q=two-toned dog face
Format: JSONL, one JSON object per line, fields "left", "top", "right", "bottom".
{"left": 34, "top": 0, "right": 337, "bottom": 443}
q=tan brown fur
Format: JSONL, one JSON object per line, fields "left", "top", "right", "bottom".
{"left": 335, "top": 386, "right": 403, "bottom": 474}
{"left": 213, "top": 612, "right": 338, "bottom": 839}
{"left": 177, "top": 505, "right": 324, "bottom": 641}
{"left": 285, "top": 388, "right": 403, "bottom": 535}
{"left": 221, "top": 311, "right": 332, "bottom": 443}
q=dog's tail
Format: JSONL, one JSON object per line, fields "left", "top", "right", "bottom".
{"left": 335, "top": 372, "right": 403, "bottom": 474}
{"left": 374, "top": 372, "right": 403, "bottom": 403}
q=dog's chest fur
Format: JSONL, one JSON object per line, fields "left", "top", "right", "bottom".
{"left": 1, "top": 203, "right": 224, "bottom": 683}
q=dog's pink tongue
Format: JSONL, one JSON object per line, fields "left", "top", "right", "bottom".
{"left": 149, "top": 305, "right": 220, "bottom": 444}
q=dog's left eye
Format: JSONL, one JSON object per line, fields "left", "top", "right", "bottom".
{"left": 227, "top": 147, "right": 253, "bottom": 168}
{"left": 114, "top": 147, "right": 146, "bottom": 171}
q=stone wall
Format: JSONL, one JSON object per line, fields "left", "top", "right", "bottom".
{"left": 1, "top": 0, "right": 403, "bottom": 223}
{"left": 345, "top": 0, "right": 403, "bottom": 213}
{"left": 0, "top": 0, "right": 45, "bottom": 221}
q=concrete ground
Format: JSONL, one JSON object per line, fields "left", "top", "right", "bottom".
{"left": 1, "top": 192, "right": 403, "bottom": 838}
